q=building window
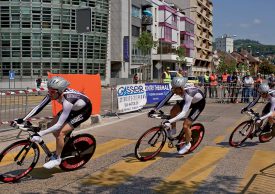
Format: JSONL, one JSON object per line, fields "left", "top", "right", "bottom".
{"left": 132, "top": 25, "right": 140, "bottom": 37}
{"left": 132, "top": 5, "right": 141, "bottom": 18}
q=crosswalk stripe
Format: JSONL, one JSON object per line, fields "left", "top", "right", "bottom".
{"left": 154, "top": 146, "right": 230, "bottom": 193}
{"left": 238, "top": 150, "right": 275, "bottom": 193}
{"left": 81, "top": 143, "right": 172, "bottom": 186}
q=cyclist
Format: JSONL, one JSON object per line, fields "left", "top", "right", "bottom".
{"left": 148, "top": 77, "right": 206, "bottom": 154}
{"left": 241, "top": 83, "right": 275, "bottom": 136}
{"left": 13, "top": 76, "right": 92, "bottom": 169}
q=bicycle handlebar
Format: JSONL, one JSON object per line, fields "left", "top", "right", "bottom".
{"left": 149, "top": 111, "right": 170, "bottom": 120}
{"left": 245, "top": 109, "right": 260, "bottom": 120}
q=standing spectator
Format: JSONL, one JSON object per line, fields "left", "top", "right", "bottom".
{"left": 268, "top": 73, "right": 275, "bottom": 88}
{"left": 36, "top": 76, "right": 42, "bottom": 96}
{"left": 162, "top": 67, "right": 171, "bottom": 84}
{"left": 133, "top": 73, "right": 138, "bottom": 84}
{"left": 254, "top": 73, "right": 263, "bottom": 98}
{"left": 230, "top": 71, "right": 238, "bottom": 103}
{"left": 176, "top": 69, "right": 183, "bottom": 77}
{"left": 210, "top": 71, "right": 218, "bottom": 98}
{"left": 242, "top": 72, "right": 254, "bottom": 103}
{"left": 221, "top": 71, "right": 229, "bottom": 98}
{"left": 204, "top": 71, "right": 210, "bottom": 98}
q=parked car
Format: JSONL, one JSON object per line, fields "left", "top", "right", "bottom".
{"left": 187, "top": 76, "right": 199, "bottom": 85}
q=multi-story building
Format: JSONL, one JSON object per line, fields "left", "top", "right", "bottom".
{"left": 0, "top": 0, "right": 110, "bottom": 84}
{"left": 167, "top": 0, "right": 213, "bottom": 75}
{"left": 110, "top": 0, "right": 153, "bottom": 85}
{"left": 215, "top": 34, "right": 234, "bottom": 53}
{"left": 151, "top": 0, "right": 195, "bottom": 79}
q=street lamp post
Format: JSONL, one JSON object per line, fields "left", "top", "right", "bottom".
{"left": 158, "top": 6, "right": 197, "bottom": 82}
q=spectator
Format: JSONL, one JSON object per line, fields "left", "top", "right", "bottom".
{"left": 210, "top": 71, "right": 218, "bottom": 98}
{"left": 268, "top": 73, "right": 275, "bottom": 88}
{"left": 254, "top": 73, "right": 263, "bottom": 98}
{"left": 242, "top": 72, "right": 254, "bottom": 103}
{"left": 133, "top": 73, "right": 138, "bottom": 84}
{"left": 36, "top": 76, "right": 42, "bottom": 96}
{"left": 176, "top": 69, "right": 183, "bottom": 77}
{"left": 221, "top": 71, "right": 229, "bottom": 98}
{"left": 162, "top": 67, "right": 171, "bottom": 84}
{"left": 230, "top": 71, "right": 239, "bottom": 103}
{"left": 204, "top": 71, "right": 210, "bottom": 98}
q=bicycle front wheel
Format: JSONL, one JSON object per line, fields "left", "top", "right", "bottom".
{"left": 0, "top": 140, "right": 40, "bottom": 183}
{"left": 229, "top": 120, "right": 253, "bottom": 147}
{"left": 135, "top": 126, "right": 166, "bottom": 161}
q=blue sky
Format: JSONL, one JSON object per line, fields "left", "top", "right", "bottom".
{"left": 213, "top": 0, "right": 275, "bottom": 45}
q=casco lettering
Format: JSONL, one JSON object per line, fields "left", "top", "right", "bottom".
{"left": 117, "top": 85, "right": 144, "bottom": 96}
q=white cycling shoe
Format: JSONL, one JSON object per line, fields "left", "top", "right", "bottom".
{"left": 167, "top": 128, "right": 176, "bottom": 138}
{"left": 43, "top": 156, "right": 62, "bottom": 169}
{"left": 178, "top": 142, "right": 191, "bottom": 155}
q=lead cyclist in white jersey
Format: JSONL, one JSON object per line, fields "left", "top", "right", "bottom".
{"left": 241, "top": 83, "right": 275, "bottom": 136}
{"left": 148, "top": 77, "right": 206, "bottom": 154}
{"left": 13, "top": 76, "right": 92, "bottom": 169}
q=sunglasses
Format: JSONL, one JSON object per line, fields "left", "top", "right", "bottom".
{"left": 48, "top": 88, "right": 59, "bottom": 95}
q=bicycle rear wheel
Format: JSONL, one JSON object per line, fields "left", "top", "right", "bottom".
{"left": 135, "top": 126, "right": 166, "bottom": 161}
{"left": 60, "top": 134, "right": 96, "bottom": 171}
{"left": 229, "top": 120, "right": 253, "bottom": 147}
{"left": 0, "top": 140, "right": 40, "bottom": 183}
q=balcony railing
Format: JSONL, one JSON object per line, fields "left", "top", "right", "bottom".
{"left": 142, "top": 15, "right": 153, "bottom": 25}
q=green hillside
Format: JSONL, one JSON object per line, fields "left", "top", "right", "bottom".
{"left": 234, "top": 39, "right": 275, "bottom": 56}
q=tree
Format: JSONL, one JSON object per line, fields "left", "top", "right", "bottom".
{"left": 259, "top": 59, "right": 275, "bottom": 75}
{"left": 216, "top": 56, "right": 237, "bottom": 74}
{"left": 176, "top": 46, "right": 187, "bottom": 68}
{"left": 136, "top": 31, "right": 157, "bottom": 56}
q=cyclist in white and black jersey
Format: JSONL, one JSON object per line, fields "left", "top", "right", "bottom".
{"left": 241, "top": 83, "right": 275, "bottom": 135}
{"left": 14, "top": 76, "right": 92, "bottom": 169}
{"left": 148, "top": 77, "right": 206, "bottom": 154}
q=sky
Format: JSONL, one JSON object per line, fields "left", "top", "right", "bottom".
{"left": 213, "top": 0, "right": 275, "bottom": 45}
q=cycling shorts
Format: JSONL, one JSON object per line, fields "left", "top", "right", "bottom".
{"left": 177, "top": 99, "right": 206, "bottom": 122}
{"left": 57, "top": 102, "right": 92, "bottom": 128}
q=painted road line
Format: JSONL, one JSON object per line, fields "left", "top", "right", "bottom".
{"left": 82, "top": 143, "right": 172, "bottom": 186}
{"left": 238, "top": 150, "right": 275, "bottom": 193}
{"left": 154, "top": 146, "right": 230, "bottom": 193}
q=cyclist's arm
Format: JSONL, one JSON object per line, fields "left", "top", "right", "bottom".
{"left": 39, "top": 98, "right": 73, "bottom": 136}
{"left": 155, "top": 91, "right": 174, "bottom": 111}
{"left": 245, "top": 93, "right": 260, "bottom": 110}
{"left": 260, "top": 97, "right": 275, "bottom": 120}
{"left": 168, "top": 94, "right": 192, "bottom": 123}
{"left": 23, "top": 95, "right": 51, "bottom": 121}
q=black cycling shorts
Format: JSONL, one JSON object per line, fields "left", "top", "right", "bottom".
{"left": 262, "top": 102, "right": 274, "bottom": 116}
{"left": 177, "top": 99, "right": 206, "bottom": 122}
{"left": 57, "top": 102, "right": 92, "bottom": 128}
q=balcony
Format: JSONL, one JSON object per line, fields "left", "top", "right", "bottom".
{"left": 142, "top": 15, "right": 153, "bottom": 25}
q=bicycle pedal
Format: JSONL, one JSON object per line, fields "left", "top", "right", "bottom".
{"left": 168, "top": 141, "right": 174, "bottom": 148}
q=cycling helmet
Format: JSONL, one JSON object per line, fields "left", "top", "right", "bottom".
{"left": 47, "top": 76, "right": 70, "bottom": 92}
{"left": 171, "top": 77, "right": 187, "bottom": 89}
{"left": 258, "top": 83, "right": 269, "bottom": 94}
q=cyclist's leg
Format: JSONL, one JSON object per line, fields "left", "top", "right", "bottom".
{"left": 182, "top": 118, "right": 192, "bottom": 143}
{"left": 170, "top": 102, "right": 183, "bottom": 130}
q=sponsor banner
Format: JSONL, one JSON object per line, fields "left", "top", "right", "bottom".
{"left": 116, "top": 84, "right": 147, "bottom": 113}
{"left": 145, "top": 83, "right": 171, "bottom": 104}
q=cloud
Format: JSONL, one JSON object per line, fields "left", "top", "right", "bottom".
{"left": 253, "top": 18, "right": 261, "bottom": 24}
{"left": 240, "top": 23, "right": 250, "bottom": 28}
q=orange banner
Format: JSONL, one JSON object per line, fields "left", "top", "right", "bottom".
{"left": 48, "top": 73, "right": 101, "bottom": 116}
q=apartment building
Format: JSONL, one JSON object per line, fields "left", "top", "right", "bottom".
{"left": 166, "top": 0, "right": 213, "bottom": 75}
{"left": 0, "top": 0, "right": 110, "bottom": 83}
{"left": 215, "top": 34, "right": 234, "bottom": 53}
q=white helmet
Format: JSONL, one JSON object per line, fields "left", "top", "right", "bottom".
{"left": 171, "top": 77, "right": 187, "bottom": 89}
{"left": 47, "top": 76, "right": 70, "bottom": 92}
{"left": 258, "top": 83, "right": 269, "bottom": 94}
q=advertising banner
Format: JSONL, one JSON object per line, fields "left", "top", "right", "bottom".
{"left": 117, "top": 84, "right": 147, "bottom": 113}
{"left": 145, "top": 83, "right": 170, "bottom": 104}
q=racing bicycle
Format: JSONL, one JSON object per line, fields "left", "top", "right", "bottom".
{"left": 229, "top": 109, "right": 275, "bottom": 147}
{"left": 0, "top": 121, "right": 96, "bottom": 183}
{"left": 135, "top": 111, "right": 205, "bottom": 161}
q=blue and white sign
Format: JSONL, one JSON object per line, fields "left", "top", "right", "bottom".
{"left": 116, "top": 84, "right": 147, "bottom": 113}
{"left": 145, "top": 83, "right": 171, "bottom": 104}
{"left": 9, "top": 70, "right": 15, "bottom": 80}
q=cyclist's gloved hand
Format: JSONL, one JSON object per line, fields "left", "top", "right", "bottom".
{"left": 163, "top": 120, "right": 171, "bottom": 129}
{"left": 241, "top": 107, "right": 248, "bottom": 114}
{"left": 30, "top": 134, "right": 42, "bottom": 143}
{"left": 11, "top": 118, "right": 24, "bottom": 127}
{"left": 148, "top": 109, "right": 156, "bottom": 118}
{"left": 255, "top": 117, "right": 262, "bottom": 124}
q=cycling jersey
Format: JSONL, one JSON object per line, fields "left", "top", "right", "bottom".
{"left": 23, "top": 88, "right": 92, "bottom": 135}
{"left": 245, "top": 90, "right": 275, "bottom": 120}
{"left": 155, "top": 86, "right": 205, "bottom": 123}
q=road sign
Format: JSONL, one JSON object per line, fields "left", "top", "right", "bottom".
{"left": 9, "top": 70, "right": 15, "bottom": 80}
{"left": 76, "top": 8, "right": 92, "bottom": 33}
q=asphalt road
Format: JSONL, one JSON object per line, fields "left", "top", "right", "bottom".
{"left": 0, "top": 101, "right": 275, "bottom": 194}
